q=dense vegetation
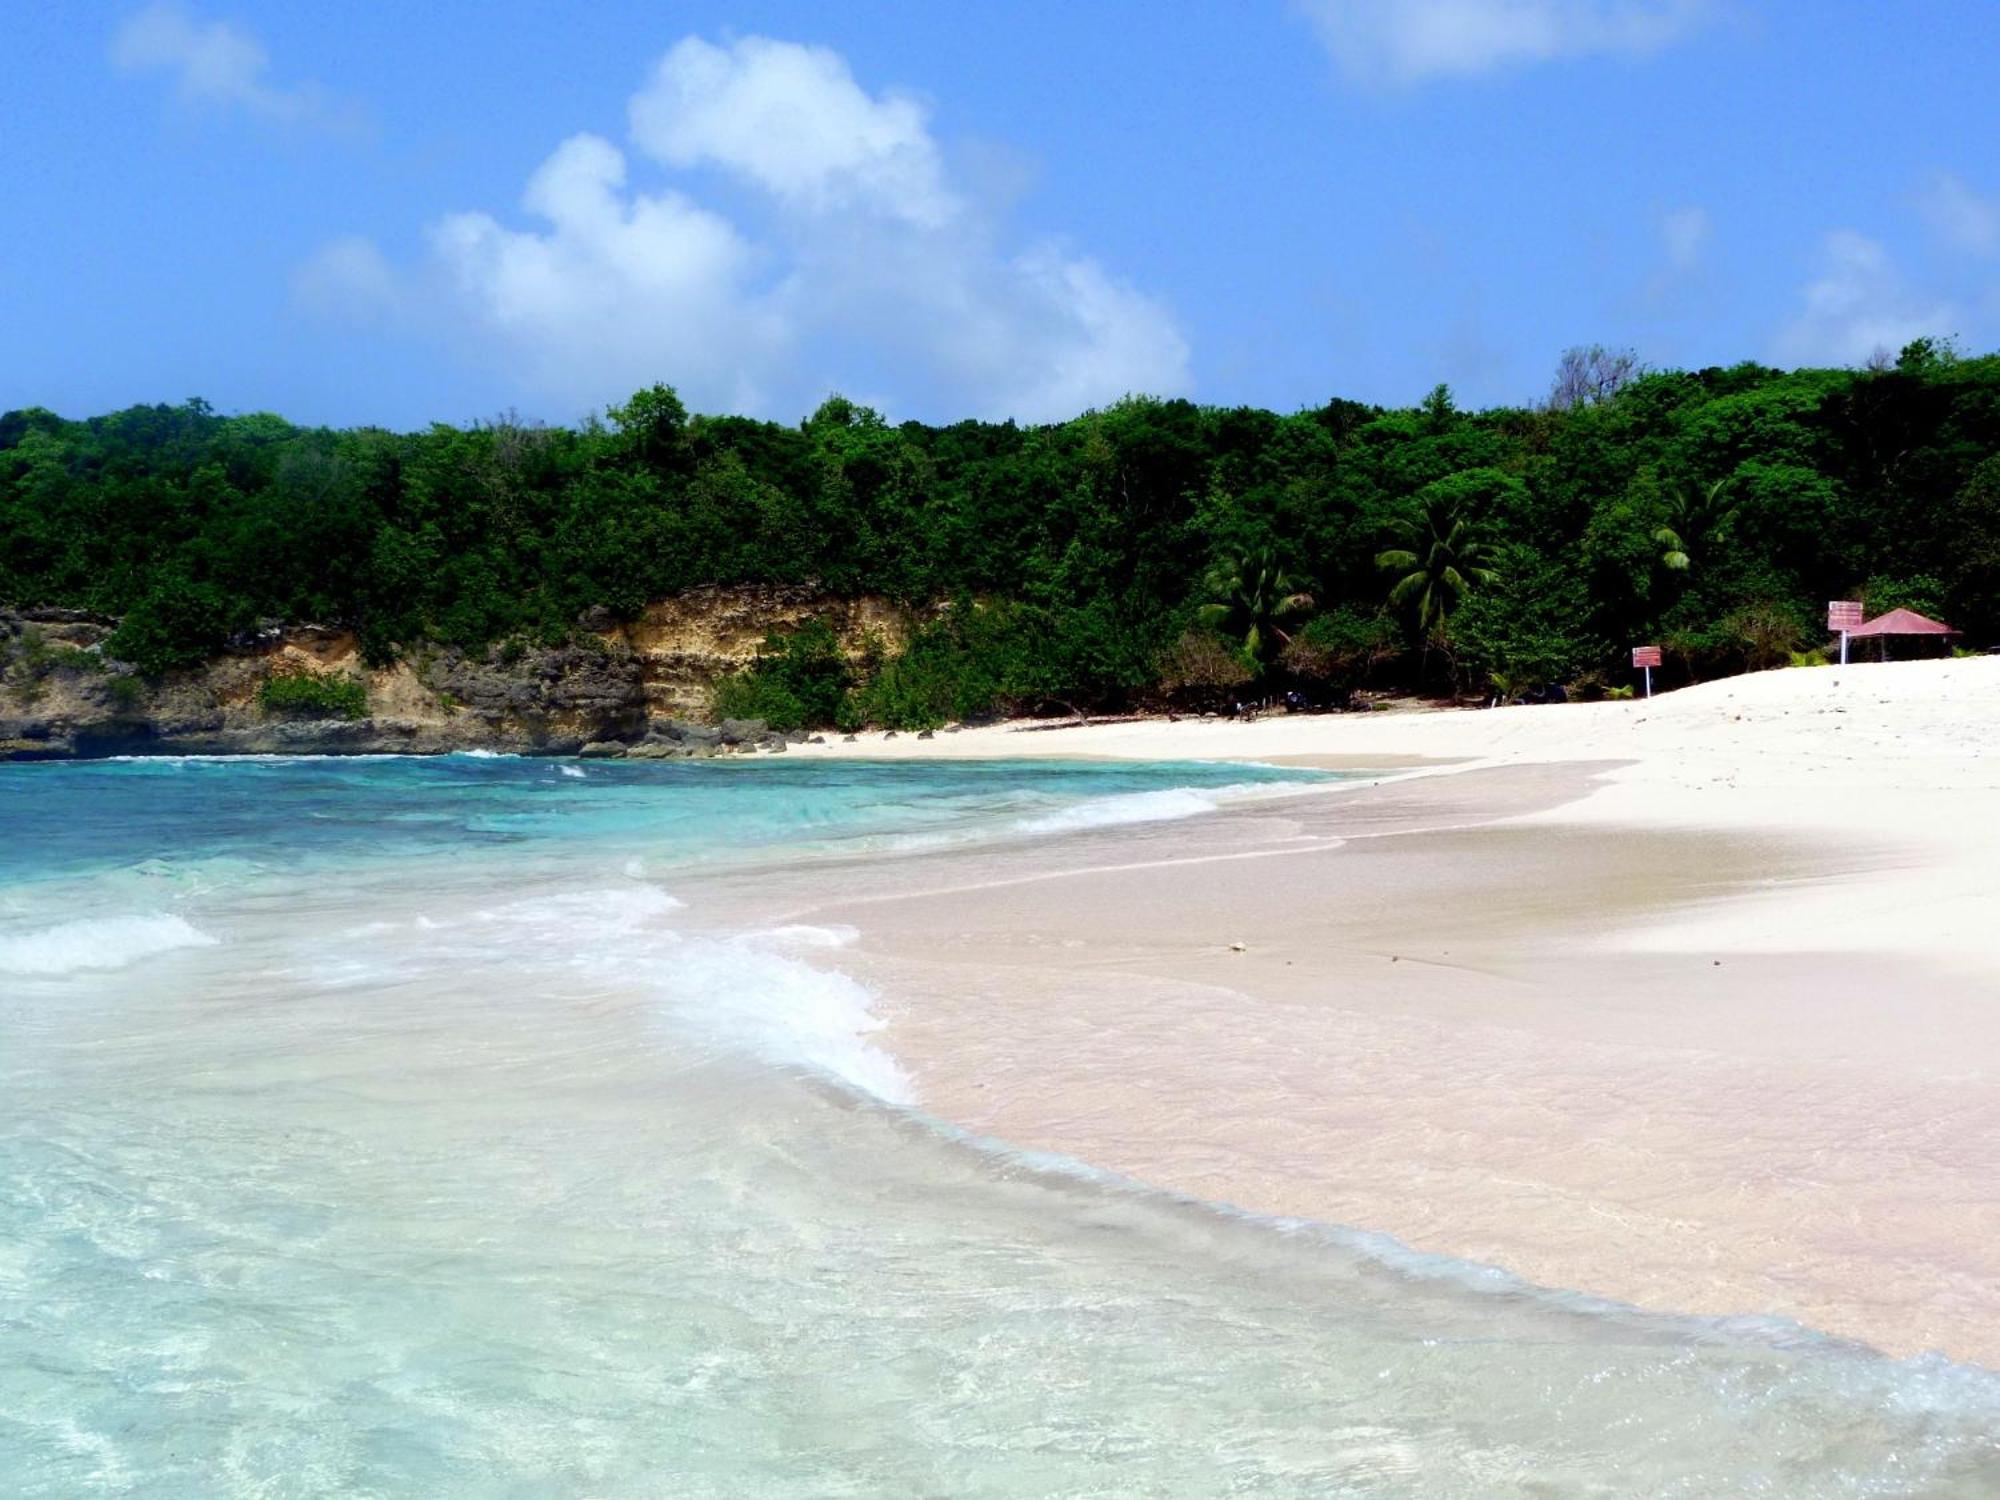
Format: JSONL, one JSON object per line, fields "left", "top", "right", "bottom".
{"left": 257, "top": 667, "right": 369, "bottom": 720}
{"left": 3, "top": 340, "right": 1996, "bottom": 725}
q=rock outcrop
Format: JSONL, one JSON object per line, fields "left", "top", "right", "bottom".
{"left": 0, "top": 587, "right": 908, "bottom": 760}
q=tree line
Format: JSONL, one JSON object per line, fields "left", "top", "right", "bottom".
{"left": 2, "top": 339, "right": 1996, "bottom": 725}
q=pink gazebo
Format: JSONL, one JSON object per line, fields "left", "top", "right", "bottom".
{"left": 1846, "top": 607, "right": 1958, "bottom": 659}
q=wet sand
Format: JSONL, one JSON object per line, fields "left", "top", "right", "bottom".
{"left": 735, "top": 661, "right": 2000, "bottom": 1365}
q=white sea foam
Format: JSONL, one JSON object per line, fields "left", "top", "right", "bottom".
{"left": 0, "top": 914, "right": 217, "bottom": 976}
{"left": 743, "top": 924, "right": 861, "bottom": 950}
{"left": 488, "top": 885, "right": 684, "bottom": 925}
{"left": 1015, "top": 786, "right": 1221, "bottom": 834}
{"left": 1014, "top": 778, "right": 1337, "bottom": 837}
{"left": 653, "top": 939, "right": 911, "bottom": 1105}
{"left": 558, "top": 765, "right": 587, "bottom": 779}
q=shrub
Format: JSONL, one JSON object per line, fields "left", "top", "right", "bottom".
{"left": 106, "top": 576, "right": 242, "bottom": 676}
{"left": 259, "top": 667, "right": 368, "bottom": 719}
{"left": 1156, "top": 629, "right": 1252, "bottom": 708}
{"left": 709, "top": 619, "right": 852, "bottom": 731}
{"left": 1723, "top": 600, "right": 1808, "bottom": 672}
{"left": 1278, "top": 607, "right": 1399, "bottom": 689}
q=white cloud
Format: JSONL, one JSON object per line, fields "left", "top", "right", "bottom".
{"left": 1296, "top": 0, "right": 1711, "bottom": 84}
{"left": 111, "top": 2, "right": 353, "bottom": 130}
{"left": 1918, "top": 170, "right": 1999, "bottom": 259}
{"left": 629, "top": 37, "right": 956, "bottom": 228}
{"left": 1772, "top": 231, "right": 1956, "bottom": 368}
{"left": 303, "top": 35, "right": 1188, "bottom": 422}
{"left": 426, "top": 134, "right": 784, "bottom": 416}
{"left": 1661, "top": 204, "right": 1710, "bottom": 271}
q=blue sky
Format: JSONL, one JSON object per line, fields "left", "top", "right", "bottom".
{"left": 3, "top": 1, "right": 1997, "bottom": 429}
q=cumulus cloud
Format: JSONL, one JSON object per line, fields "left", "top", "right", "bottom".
{"left": 111, "top": 1, "right": 355, "bottom": 130}
{"left": 1918, "top": 170, "right": 1999, "bottom": 259}
{"left": 302, "top": 36, "right": 1187, "bottom": 423}
{"left": 1296, "top": 0, "right": 1712, "bottom": 84}
{"left": 1771, "top": 231, "right": 1956, "bottom": 368}
{"left": 630, "top": 37, "right": 956, "bottom": 228}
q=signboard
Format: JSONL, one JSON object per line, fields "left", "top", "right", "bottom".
{"left": 1827, "top": 600, "right": 1863, "bottom": 632}
{"left": 1631, "top": 645, "right": 1662, "bottom": 668}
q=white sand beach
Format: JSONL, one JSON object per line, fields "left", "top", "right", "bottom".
{"left": 773, "top": 658, "right": 2000, "bottom": 1364}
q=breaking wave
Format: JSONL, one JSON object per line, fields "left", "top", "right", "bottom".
{"left": 0, "top": 913, "right": 217, "bottom": 976}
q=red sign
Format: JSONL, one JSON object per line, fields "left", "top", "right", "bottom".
{"left": 1828, "top": 600, "right": 1863, "bottom": 631}
{"left": 1631, "top": 645, "right": 1662, "bottom": 669}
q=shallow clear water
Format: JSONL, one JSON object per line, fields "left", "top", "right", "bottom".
{"left": 2, "top": 756, "right": 1996, "bottom": 1497}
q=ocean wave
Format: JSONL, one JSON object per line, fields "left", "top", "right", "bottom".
{"left": 0, "top": 913, "right": 217, "bottom": 976}
{"left": 653, "top": 939, "right": 911, "bottom": 1105}
{"left": 1014, "top": 786, "right": 1224, "bottom": 834}
{"left": 1012, "top": 775, "right": 1355, "bottom": 838}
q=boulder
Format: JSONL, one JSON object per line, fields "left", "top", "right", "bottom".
{"left": 917, "top": 729, "right": 935, "bottom": 740}
{"left": 717, "top": 717, "right": 767, "bottom": 745}
{"left": 578, "top": 741, "right": 626, "bottom": 759}
{"left": 785, "top": 728, "right": 808, "bottom": 744}
{"left": 841, "top": 734, "right": 858, "bottom": 743}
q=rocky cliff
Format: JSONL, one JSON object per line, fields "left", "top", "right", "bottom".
{"left": 0, "top": 587, "right": 910, "bottom": 759}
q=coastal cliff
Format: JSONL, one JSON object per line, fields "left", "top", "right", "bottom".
{"left": 0, "top": 587, "right": 909, "bottom": 759}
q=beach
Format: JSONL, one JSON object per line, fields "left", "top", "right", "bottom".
{"left": 8, "top": 679, "right": 2000, "bottom": 1492}
{"left": 764, "top": 657, "right": 2000, "bottom": 1365}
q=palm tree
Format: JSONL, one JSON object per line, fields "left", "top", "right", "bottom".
{"left": 1376, "top": 495, "right": 1501, "bottom": 638}
{"left": 1196, "top": 549, "right": 1314, "bottom": 671}
{"left": 1654, "top": 477, "right": 1735, "bottom": 573}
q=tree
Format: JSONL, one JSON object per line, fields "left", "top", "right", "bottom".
{"left": 1156, "top": 629, "right": 1253, "bottom": 708}
{"left": 1195, "top": 549, "right": 1313, "bottom": 670}
{"left": 1377, "top": 486, "right": 1502, "bottom": 639}
{"left": 1654, "top": 476, "right": 1737, "bottom": 573}
{"left": 1546, "top": 345, "right": 1642, "bottom": 410}
{"left": 606, "top": 384, "right": 690, "bottom": 472}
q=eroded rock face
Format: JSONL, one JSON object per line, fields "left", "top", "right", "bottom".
{"left": 1, "top": 587, "right": 911, "bottom": 760}
{"left": 420, "top": 642, "right": 648, "bottom": 744}
{"left": 0, "top": 613, "right": 646, "bottom": 760}
{"left": 610, "top": 585, "right": 907, "bottom": 721}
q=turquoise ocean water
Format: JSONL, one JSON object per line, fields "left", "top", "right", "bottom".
{"left": 2, "top": 755, "right": 1996, "bottom": 1497}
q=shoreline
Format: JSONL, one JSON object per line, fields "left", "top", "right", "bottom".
{"left": 752, "top": 658, "right": 2000, "bottom": 1366}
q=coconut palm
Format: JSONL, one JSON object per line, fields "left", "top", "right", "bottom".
{"left": 1376, "top": 495, "right": 1501, "bottom": 638}
{"left": 1196, "top": 549, "right": 1314, "bottom": 670}
{"left": 1654, "top": 477, "right": 1736, "bottom": 573}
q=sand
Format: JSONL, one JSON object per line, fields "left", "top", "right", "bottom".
{"left": 762, "top": 658, "right": 2000, "bottom": 1365}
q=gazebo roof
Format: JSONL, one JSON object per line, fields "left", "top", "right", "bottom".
{"left": 1846, "top": 607, "right": 1957, "bottom": 638}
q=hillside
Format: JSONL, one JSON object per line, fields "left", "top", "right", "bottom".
{"left": 4, "top": 347, "right": 1998, "bottom": 754}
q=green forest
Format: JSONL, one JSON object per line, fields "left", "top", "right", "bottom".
{"left": 4, "top": 340, "right": 1997, "bottom": 728}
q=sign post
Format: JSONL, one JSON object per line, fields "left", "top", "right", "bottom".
{"left": 1827, "top": 600, "right": 1863, "bottom": 665}
{"left": 1631, "top": 644, "right": 1661, "bottom": 698}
